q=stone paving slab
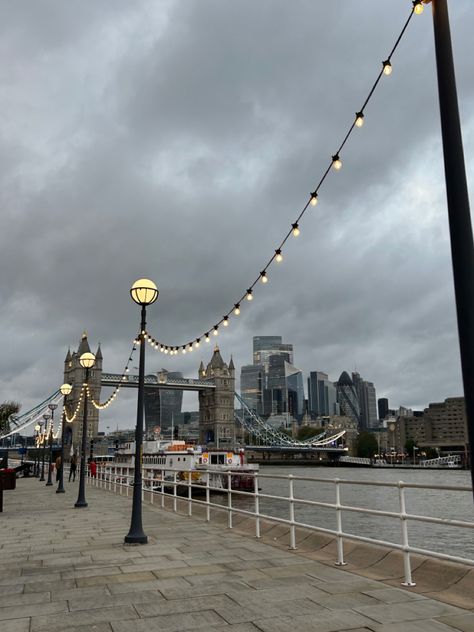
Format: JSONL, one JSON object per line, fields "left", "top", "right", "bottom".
{"left": 1, "top": 477, "right": 473, "bottom": 632}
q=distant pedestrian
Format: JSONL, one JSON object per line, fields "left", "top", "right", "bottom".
{"left": 89, "top": 460, "right": 97, "bottom": 478}
{"left": 69, "top": 454, "right": 77, "bottom": 482}
{"left": 55, "top": 455, "right": 62, "bottom": 482}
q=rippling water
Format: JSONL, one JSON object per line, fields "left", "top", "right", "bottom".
{"left": 224, "top": 466, "right": 474, "bottom": 560}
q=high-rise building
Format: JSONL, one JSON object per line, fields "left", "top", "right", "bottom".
{"left": 253, "top": 336, "right": 293, "bottom": 372}
{"left": 378, "top": 397, "right": 389, "bottom": 420}
{"left": 336, "top": 371, "right": 360, "bottom": 427}
{"left": 144, "top": 370, "right": 183, "bottom": 435}
{"left": 240, "top": 363, "right": 265, "bottom": 414}
{"left": 307, "top": 371, "right": 339, "bottom": 417}
{"left": 352, "top": 372, "right": 378, "bottom": 430}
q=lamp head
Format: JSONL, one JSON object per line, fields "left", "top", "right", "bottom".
{"left": 42, "top": 413, "right": 51, "bottom": 422}
{"left": 60, "top": 383, "right": 73, "bottom": 396}
{"left": 130, "top": 278, "right": 159, "bottom": 306}
{"left": 48, "top": 403, "right": 58, "bottom": 411}
{"left": 35, "top": 424, "right": 41, "bottom": 432}
{"left": 79, "top": 352, "right": 96, "bottom": 369}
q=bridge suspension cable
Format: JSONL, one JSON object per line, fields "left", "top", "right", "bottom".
{"left": 1, "top": 391, "right": 62, "bottom": 440}
{"left": 135, "top": 5, "right": 420, "bottom": 354}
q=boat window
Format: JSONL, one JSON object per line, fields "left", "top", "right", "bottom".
{"left": 211, "top": 454, "right": 218, "bottom": 464}
{"left": 218, "top": 454, "right": 225, "bottom": 464}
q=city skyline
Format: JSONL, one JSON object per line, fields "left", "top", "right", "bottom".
{"left": 0, "top": 2, "right": 472, "bottom": 431}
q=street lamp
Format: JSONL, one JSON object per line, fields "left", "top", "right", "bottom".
{"left": 75, "top": 351, "right": 95, "bottom": 508}
{"left": 40, "top": 415, "right": 50, "bottom": 481}
{"left": 45, "top": 403, "right": 58, "bottom": 486}
{"left": 125, "top": 278, "right": 159, "bottom": 545}
{"left": 57, "top": 383, "right": 72, "bottom": 494}
{"left": 413, "top": 446, "right": 419, "bottom": 467}
{"left": 34, "top": 423, "right": 41, "bottom": 476}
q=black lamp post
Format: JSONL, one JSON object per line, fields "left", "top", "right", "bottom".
{"left": 57, "top": 383, "right": 72, "bottom": 494}
{"left": 39, "top": 415, "right": 50, "bottom": 481}
{"left": 34, "top": 424, "right": 41, "bottom": 477}
{"left": 125, "top": 278, "right": 159, "bottom": 545}
{"left": 46, "top": 403, "right": 58, "bottom": 486}
{"left": 75, "top": 352, "right": 95, "bottom": 508}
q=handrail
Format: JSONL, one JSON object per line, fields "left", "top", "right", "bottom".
{"left": 89, "top": 463, "right": 474, "bottom": 587}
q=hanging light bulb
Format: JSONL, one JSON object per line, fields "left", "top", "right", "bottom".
{"left": 292, "top": 223, "right": 300, "bottom": 237}
{"left": 383, "top": 60, "right": 392, "bottom": 75}
{"left": 413, "top": 0, "right": 424, "bottom": 14}
{"left": 355, "top": 112, "right": 364, "bottom": 127}
{"left": 195, "top": 339, "right": 200, "bottom": 348}
{"left": 164, "top": 347, "right": 169, "bottom": 354}
{"left": 223, "top": 317, "right": 229, "bottom": 327}
{"left": 246, "top": 289, "right": 253, "bottom": 301}
{"left": 260, "top": 271, "right": 268, "bottom": 284}
{"left": 188, "top": 343, "right": 193, "bottom": 352}
{"left": 275, "top": 249, "right": 283, "bottom": 263}
{"left": 213, "top": 326, "right": 219, "bottom": 336}
{"left": 182, "top": 347, "right": 186, "bottom": 354}
{"left": 310, "top": 192, "right": 318, "bottom": 206}
{"left": 234, "top": 303, "right": 241, "bottom": 315}
{"left": 332, "top": 154, "right": 342, "bottom": 170}
{"left": 205, "top": 333, "right": 210, "bottom": 342}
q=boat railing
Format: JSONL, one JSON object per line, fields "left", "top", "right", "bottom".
{"left": 88, "top": 463, "right": 474, "bottom": 587}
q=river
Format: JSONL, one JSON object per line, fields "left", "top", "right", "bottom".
{"left": 224, "top": 466, "right": 474, "bottom": 560}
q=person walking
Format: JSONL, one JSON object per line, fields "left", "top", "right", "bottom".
{"left": 69, "top": 453, "right": 77, "bottom": 482}
{"left": 55, "top": 455, "right": 62, "bottom": 482}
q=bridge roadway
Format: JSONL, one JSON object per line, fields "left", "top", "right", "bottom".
{"left": 1, "top": 478, "right": 473, "bottom": 632}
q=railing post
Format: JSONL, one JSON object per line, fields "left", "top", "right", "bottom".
{"left": 114, "top": 466, "right": 117, "bottom": 494}
{"left": 141, "top": 466, "right": 145, "bottom": 502}
{"left": 288, "top": 475, "right": 296, "bottom": 550}
{"left": 227, "top": 471, "right": 233, "bottom": 529}
{"left": 206, "top": 471, "right": 210, "bottom": 521}
{"left": 173, "top": 471, "right": 177, "bottom": 513}
{"left": 398, "top": 482, "right": 416, "bottom": 586}
{"left": 149, "top": 470, "right": 154, "bottom": 504}
{"left": 188, "top": 471, "right": 192, "bottom": 516}
{"left": 254, "top": 473, "right": 261, "bottom": 539}
{"left": 161, "top": 469, "right": 165, "bottom": 508}
{"left": 334, "top": 479, "right": 347, "bottom": 566}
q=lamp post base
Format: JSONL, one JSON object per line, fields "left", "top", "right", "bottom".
{"left": 124, "top": 533, "right": 148, "bottom": 545}
{"left": 56, "top": 488, "right": 65, "bottom": 494}
{"left": 74, "top": 500, "right": 88, "bottom": 508}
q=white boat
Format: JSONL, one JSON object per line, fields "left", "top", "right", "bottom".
{"left": 115, "top": 440, "right": 259, "bottom": 493}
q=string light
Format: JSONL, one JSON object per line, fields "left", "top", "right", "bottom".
{"left": 188, "top": 343, "right": 193, "bottom": 352}
{"left": 383, "top": 60, "right": 392, "bottom": 75}
{"left": 413, "top": 0, "right": 424, "bottom": 15}
{"left": 332, "top": 154, "right": 342, "bottom": 170}
{"left": 355, "top": 112, "right": 364, "bottom": 127}
{"left": 139, "top": 8, "right": 415, "bottom": 355}
{"left": 223, "top": 316, "right": 229, "bottom": 326}
{"left": 195, "top": 339, "right": 201, "bottom": 348}
{"left": 213, "top": 326, "right": 219, "bottom": 336}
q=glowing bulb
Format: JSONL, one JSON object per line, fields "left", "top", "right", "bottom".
{"left": 182, "top": 347, "right": 186, "bottom": 354}
{"left": 383, "top": 60, "right": 392, "bottom": 75}
{"left": 188, "top": 343, "right": 193, "bottom": 352}
{"left": 223, "top": 317, "right": 229, "bottom": 327}
{"left": 205, "top": 333, "right": 210, "bottom": 342}
{"left": 310, "top": 192, "right": 318, "bottom": 206}
{"left": 292, "top": 223, "right": 300, "bottom": 237}
{"left": 246, "top": 289, "right": 253, "bottom": 301}
{"left": 275, "top": 249, "right": 283, "bottom": 263}
{"left": 261, "top": 271, "right": 268, "bottom": 284}
{"left": 234, "top": 304, "right": 240, "bottom": 315}
{"left": 355, "top": 112, "right": 364, "bottom": 127}
{"left": 413, "top": 0, "right": 424, "bottom": 15}
{"left": 332, "top": 154, "right": 342, "bottom": 170}
{"left": 164, "top": 348, "right": 169, "bottom": 354}
{"left": 213, "top": 326, "right": 218, "bottom": 336}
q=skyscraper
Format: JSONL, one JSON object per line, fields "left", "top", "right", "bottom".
{"left": 378, "top": 397, "right": 389, "bottom": 420}
{"left": 253, "top": 336, "right": 293, "bottom": 372}
{"left": 307, "top": 371, "right": 339, "bottom": 418}
{"left": 352, "top": 372, "right": 378, "bottom": 430}
{"left": 240, "top": 363, "right": 265, "bottom": 414}
{"left": 144, "top": 370, "right": 183, "bottom": 435}
{"left": 336, "top": 371, "right": 360, "bottom": 427}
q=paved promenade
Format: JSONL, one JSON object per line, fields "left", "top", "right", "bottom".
{"left": 1, "top": 477, "right": 473, "bottom": 632}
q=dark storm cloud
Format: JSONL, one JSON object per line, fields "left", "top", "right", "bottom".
{"left": 0, "top": 1, "right": 472, "bottom": 428}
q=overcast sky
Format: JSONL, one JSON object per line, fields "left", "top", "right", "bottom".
{"left": 1, "top": 1, "right": 473, "bottom": 432}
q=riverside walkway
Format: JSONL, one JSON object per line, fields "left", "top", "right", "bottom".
{"left": 1, "top": 477, "right": 473, "bottom": 632}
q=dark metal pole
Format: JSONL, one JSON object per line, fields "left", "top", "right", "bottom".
{"left": 75, "top": 369, "right": 89, "bottom": 508}
{"left": 40, "top": 430, "right": 46, "bottom": 481}
{"left": 56, "top": 400, "right": 67, "bottom": 494}
{"left": 46, "top": 409, "right": 55, "bottom": 486}
{"left": 125, "top": 305, "right": 148, "bottom": 544}
{"left": 431, "top": 0, "right": 474, "bottom": 492}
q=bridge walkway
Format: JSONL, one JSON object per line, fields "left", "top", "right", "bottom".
{"left": 1, "top": 478, "right": 473, "bottom": 632}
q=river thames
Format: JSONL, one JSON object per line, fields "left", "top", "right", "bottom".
{"left": 226, "top": 466, "right": 474, "bottom": 560}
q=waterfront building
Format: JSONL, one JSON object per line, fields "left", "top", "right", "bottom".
{"left": 307, "top": 371, "right": 339, "bottom": 417}
{"left": 144, "top": 370, "right": 183, "bottom": 436}
{"left": 336, "top": 371, "right": 360, "bottom": 428}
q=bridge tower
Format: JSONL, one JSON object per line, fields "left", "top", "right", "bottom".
{"left": 198, "top": 346, "right": 235, "bottom": 446}
{"left": 63, "top": 332, "right": 103, "bottom": 447}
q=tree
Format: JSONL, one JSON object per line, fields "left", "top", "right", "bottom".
{"left": 356, "top": 432, "right": 378, "bottom": 459}
{"left": 297, "top": 426, "right": 324, "bottom": 441}
{"left": 405, "top": 438, "right": 417, "bottom": 455}
{"left": 0, "top": 401, "right": 21, "bottom": 435}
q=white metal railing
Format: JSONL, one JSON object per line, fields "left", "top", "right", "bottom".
{"left": 87, "top": 464, "right": 474, "bottom": 587}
